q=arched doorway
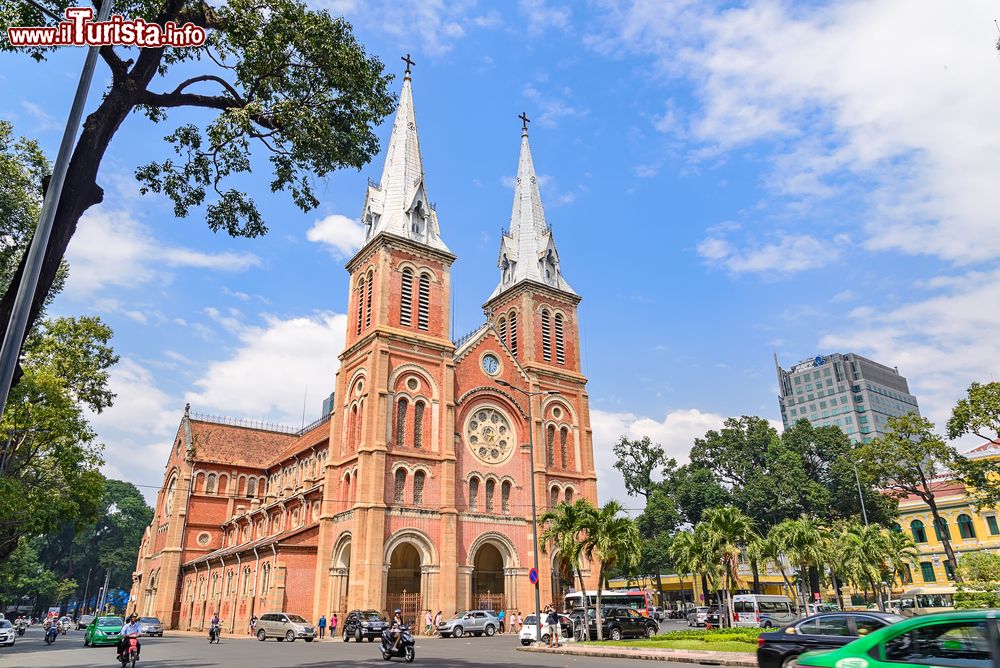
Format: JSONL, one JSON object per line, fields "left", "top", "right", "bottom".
{"left": 550, "top": 552, "right": 574, "bottom": 608}
{"left": 331, "top": 535, "right": 351, "bottom": 617}
{"left": 386, "top": 543, "right": 422, "bottom": 626}
{"left": 471, "top": 543, "right": 505, "bottom": 612}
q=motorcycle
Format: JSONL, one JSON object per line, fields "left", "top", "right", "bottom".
{"left": 119, "top": 634, "right": 140, "bottom": 668}
{"left": 44, "top": 625, "right": 58, "bottom": 645}
{"left": 379, "top": 625, "right": 415, "bottom": 663}
{"left": 16, "top": 624, "right": 26, "bottom": 637}
{"left": 208, "top": 622, "right": 221, "bottom": 644}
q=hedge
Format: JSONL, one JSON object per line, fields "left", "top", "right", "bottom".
{"left": 649, "top": 628, "right": 765, "bottom": 644}
{"left": 954, "top": 591, "right": 1000, "bottom": 609}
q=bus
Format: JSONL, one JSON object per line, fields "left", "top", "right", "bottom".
{"left": 896, "top": 586, "right": 956, "bottom": 617}
{"left": 564, "top": 590, "right": 654, "bottom": 616}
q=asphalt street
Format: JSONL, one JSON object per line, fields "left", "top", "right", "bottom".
{"left": 1, "top": 620, "right": 695, "bottom": 668}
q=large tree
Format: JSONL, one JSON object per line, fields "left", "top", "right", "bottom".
{"left": 612, "top": 435, "right": 670, "bottom": 500}
{"left": 580, "top": 501, "right": 640, "bottom": 641}
{"left": 948, "top": 382, "right": 1000, "bottom": 508}
{"left": 857, "top": 414, "right": 963, "bottom": 580}
{"left": 0, "top": 0, "right": 395, "bottom": 367}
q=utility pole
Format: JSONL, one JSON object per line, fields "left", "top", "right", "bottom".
{"left": 81, "top": 568, "right": 93, "bottom": 616}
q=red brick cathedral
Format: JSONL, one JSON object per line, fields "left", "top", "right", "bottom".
{"left": 129, "top": 67, "right": 599, "bottom": 632}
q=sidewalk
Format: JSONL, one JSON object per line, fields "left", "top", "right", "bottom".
{"left": 517, "top": 644, "right": 757, "bottom": 665}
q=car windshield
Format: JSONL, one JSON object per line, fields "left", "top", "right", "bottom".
{"left": 452, "top": 612, "right": 472, "bottom": 619}
{"left": 362, "top": 611, "right": 384, "bottom": 621}
{"left": 98, "top": 617, "right": 122, "bottom": 626}
{"left": 287, "top": 615, "right": 308, "bottom": 624}
{"left": 140, "top": 618, "right": 160, "bottom": 624}
{"left": 0, "top": 621, "right": 11, "bottom": 629}
{"left": 524, "top": 615, "right": 537, "bottom": 625}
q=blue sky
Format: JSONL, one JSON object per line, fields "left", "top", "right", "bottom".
{"left": 2, "top": 0, "right": 999, "bottom": 507}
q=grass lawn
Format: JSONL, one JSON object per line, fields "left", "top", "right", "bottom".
{"left": 592, "top": 638, "right": 757, "bottom": 653}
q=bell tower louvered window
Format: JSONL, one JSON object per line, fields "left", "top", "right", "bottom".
{"left": 417, "top": 273, "right": 430, "bottom": 330}
{"left": 356, "top": 277, "right": 365, "bottom": 335}
{"left": 541, "top": 309, "right": 552, "bottom": 362}
{"left": 509, "top": 312, "right": 518, "bottom": 357}
{"left": 498, "top": 317, "right": 507, "bottom": 348}
{"left": 365, "top": 270, "right": 373, "bottom": 328}
{"left": 400, "top": 268, "right": 413, "bottom": 326}
{"left": 413, "top": 402, "right": 425, "bottom": 449}
{"left": 554, "top": 313, "right": 565, "bottom": 365}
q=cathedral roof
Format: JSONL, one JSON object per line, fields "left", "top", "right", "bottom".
{"left": 187, "top": 418, "right": 296, "bottom": 468}
{"left": 360, "top": 68, "right": 449, "bottom": 253}
{"left": 489, "top": 124, "right": 575, "bottom": 301}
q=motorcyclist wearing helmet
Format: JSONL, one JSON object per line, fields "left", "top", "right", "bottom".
{"left": 118, "top": 613, "right": 143, "bottom": 660}
{"left": 390, "top": 609, "right": 403, "bottom": 651}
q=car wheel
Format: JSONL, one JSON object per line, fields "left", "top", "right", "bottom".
{"left": 485, "top": 625, "right": 495, "bottom": 637}
{"left": 541, "top": 634, "right": 550, "bottom": 644}
{"left": 343, "top": 629, "right": 349, "bottom": 642}
{"left": 356, "top": 629, "right": 363, "bottom": 643}
{"left": 368, "top": 636, "right": 374, "bottom": 642}
{"left": 452, "top": 626, "right": 463, "bottom": 638}
{"left": 521, "top": 639, "right": 530, "bottom": 646}
{"left": 782, "top": 655, "right": 800, "bottom": 668}
{"left": 764, "top": 621, "right": 773, "bottom": 629}
{"left": 610, "top": 627, "right": 622, "bottom": 641}
{"left": 646, "top": 625, "right": 656, "bottom": 639}
{"left": 257, "top": 629, "right": 267, "bottom": 642}
{"left": 84, "top": 637, "right": 90, "bottom": 647}
{"left": 285, "top": 631, "right": 296, "bottom": 642}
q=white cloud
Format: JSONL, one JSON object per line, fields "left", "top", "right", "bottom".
{"left": 522, "top": 85, "right": 588, "bottom": 128}
{"left": 819, "top": 266, "right": 1000, "bottom": 434}
{"left": 599, "top": 0, "right": 1000, "bottom": 264}
{"left": 697, "top": 233, "right": 838, "bottom": 275}
{"left": 590, "top": 407, "right": 728, "bottom": 507}
{"left": 306, "top": 214, "right": 366, "bottom": 259}
{"left": 66, "top": 209, "right": 261, "bottom": 296}
{"left": 519, "top": 0, "right": 571, "bottom": 34}
{"left": 633, "top": 163, "right": 660, "bottom": 178}
{"left": 186, "top": 312, "right": 347, "bottom": 424}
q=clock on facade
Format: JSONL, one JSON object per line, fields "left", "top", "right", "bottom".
{"left": 481, "top": 353, "right": 500, "bottom": 376}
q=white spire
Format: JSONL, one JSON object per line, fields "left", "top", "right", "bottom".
{"left": 360, "top": 61, "right": 449, "bottom": 253}
{"left": 489, "top": 119, "right": 575, "bottom": 300}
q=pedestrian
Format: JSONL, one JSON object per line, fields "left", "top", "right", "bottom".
{"left": 249, "top": 615, "right": 257, "bottom": 636}
{"left": 516, "top": 610, "right": 523, "bottom": 633}
{"left": 318, "top": 614, "right": 327, "bottom": 639}
{"left": 497, "top": 608, "right": 505, "bottom": 634}
{"left": 545, "top": 605, "right": 560, "bottom": 648}
{"left": 434, "top": 610, "right": 442, "bottom": 630}
{"left": 424, "top": 609, "right": 433, "bottom": 636}
{"left": 331, "top": 613, "right": 338, "bottom": 640}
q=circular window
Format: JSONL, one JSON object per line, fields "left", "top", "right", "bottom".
{"left": 464, "top": 406, "right": 515, "bottom": 465}
{"left": 196, "top": 532, "right": 211, "bottom": 546}
{"left": 552, "top": 406, "right": 563, "bottom": 419}
{"left": 354, "top": 380, "right": 364, "bottom": 397}
{"left": 406, "top": 377, "right": 420, "bottom": 392}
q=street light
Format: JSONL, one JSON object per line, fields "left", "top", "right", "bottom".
{"left": 494, "top": 378, "right": 559, "bottom": 643}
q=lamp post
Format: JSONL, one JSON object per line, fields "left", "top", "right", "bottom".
{"left": 495, "top": 378, "right": 559, "bottom": 644}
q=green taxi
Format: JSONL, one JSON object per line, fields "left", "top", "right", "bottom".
{"left": 84, "top": 616, "right": 125, "bottom": 647}
{"left": 797, "top": 610, "right": 998, "bottom": 668}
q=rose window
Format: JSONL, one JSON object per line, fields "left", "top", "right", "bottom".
{"left": 465, "top": 407, "right": 514, "bottom": 465}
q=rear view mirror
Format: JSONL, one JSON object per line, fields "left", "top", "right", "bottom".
{"left": 858, "top": 628, "right": 870, "bottom": 636}
{"left": 785, "top": 627, "right": 797, "bottom": 634}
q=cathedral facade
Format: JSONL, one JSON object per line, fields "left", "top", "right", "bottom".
{"left": 129, "top": 68, "right": 599, "bottom": 632}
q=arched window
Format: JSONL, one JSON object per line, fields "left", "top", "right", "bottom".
{"left": 469, "top": 477, "right": 479, "bottom": 511}
{"left": 400, "top": 268, "right": 413, "bottom": 326}
{"left": 413, "top": 401, "right": 425, "bottom": 449}
{"left": 261, "top": 563, "right": 271, "bottom": 594}
{"left": 509, "top": 312, "right": 518, "bottom": 357}
{"left": 546, "top": 425, "right": 555, "bottom": 466}
{"left": 559, "top": 427, "right": 568, "bottom": 468}
{"left": 933, "top": 517, "right": 951, "bottom": 541}
{"left": 395, "top": 398, "right": 408, "bottom": 445}
{"left": 911, "top": 519, "right": 927, "bottom": 543}
{"left": 242, "top": 567, "right": 251, "bottom": 596}
{"left": 565, "top": 488, "right": 574, "bottom": 503}
{"left": 501, "top": 481, "right": 511, "bottom": 514}
{"left": 413, "top": 471, "right": 425, "bottom": 506}
{"left": 958, "top": 514, "right": 976, "bottom": 539}
{"left": 498, "top": 317, "right": 507, "bottom": 348}
{"left": 246, "top": 477, "right": 257, "bottom": 498}
{"left": 554, "top": 313, "right": 565, "bottom": 365}
{"left": 343, "top": 472, "right": 352, "bottom": 506}
{"left": 356, "top": 277, "right": 365, "bottom": 335}
{"left": 485, "top": 479, "right": 495, "bottom": 512}
{"left": 549, "top": 487, "right": 559, "bottom": 507}
{"left": 394, "top": 469, "right": 407, "bottom": 504}
{"left": 890, "top": 522, "right": 902, "bottom": 533}
{"left": 541, "top": 309, "right": 552, "bottom": 362}
{"left": 164, "top": 476, "right": 177, "bottom": 516}
{"left": 417, "top": 273, "right": 430, "bottom": 331}
{"left": 206, "top": 473, "right": 217, "bottom": 494}
{"left": 365, "top": 270, "right": 373, "bottom": 329}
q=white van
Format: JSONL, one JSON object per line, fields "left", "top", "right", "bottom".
{"left": 733, "top": 594, "right": 796, "bottom": 628}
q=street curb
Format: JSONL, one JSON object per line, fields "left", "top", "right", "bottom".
{"left": 516, "top": 645, "right": 757, "bottom": 665}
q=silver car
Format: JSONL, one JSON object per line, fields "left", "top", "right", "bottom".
{"left": 0, "top": 620, "right": 15, "bottom": 647}
{"left": 437, "top": 610, "right": 499, "bottom": 638}
{"left": 255, "top": 612, "right": 316, "bottom": 642}
{"left": 138, "top": 617, "right": 163, "bottom": 637}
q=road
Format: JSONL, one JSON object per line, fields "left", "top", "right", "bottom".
{"left": 2, "top": 619, "right": 694, "bottom": 668}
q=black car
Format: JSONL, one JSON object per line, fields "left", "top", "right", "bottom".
{"left": 342, "top": 610, "right": 389, "bottom": 642}
{"left": 757, "top": 612, "right": 903, "bottom": 668}
{"left": 587, "top": 606, "right": 658, "bottom": 641}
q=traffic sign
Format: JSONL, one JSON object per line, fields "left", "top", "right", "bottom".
{"left": 528, "top": 568, "right": 538, "bottom": 585}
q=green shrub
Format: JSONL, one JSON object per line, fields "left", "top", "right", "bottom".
{"left": 954, "top": 591, "right": 1000, "bottom": 609}
{"left": 650, "top": 628, "right": 765, "bottom": 643}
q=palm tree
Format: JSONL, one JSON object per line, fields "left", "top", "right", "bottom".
{"left": 700, "top": 506, "right": 757, "bottom": 627}
{"left": 770, "top": 517, "right": 825, "bottom": 614}
{"left": 580, "top": 500, "right": 641, "bottom": 640}
{"left": 539, "top": 499, "right": 596, "bottom": 610}
{"left": 748, "top": 532, "right": 796, "bottom": 604}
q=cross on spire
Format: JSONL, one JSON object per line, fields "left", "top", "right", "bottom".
{"left": 518, "top": 112, "right": 530, "bottom": 132}
{"left": 402, "top": 53, "right": 415, "bottom": 76}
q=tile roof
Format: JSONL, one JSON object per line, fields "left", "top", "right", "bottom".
{"left": 188, "top": 419, "right": 296, "bottom": 468}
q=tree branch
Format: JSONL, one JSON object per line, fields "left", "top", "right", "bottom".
{"left": 171, "top": 75, "right": 246, "bottom": 104}
{"left": 139, "top": 90, "right": 279, "bottom": 130}
{"left": 98, "top": 45, "right": 128, "bottom": 82}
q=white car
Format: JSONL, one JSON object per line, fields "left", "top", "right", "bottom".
{"left": 518, "top": 613, "right": 574, "bottom": 646}
{"left": 0, "top": 620, "right": 15, "bottom": 647}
